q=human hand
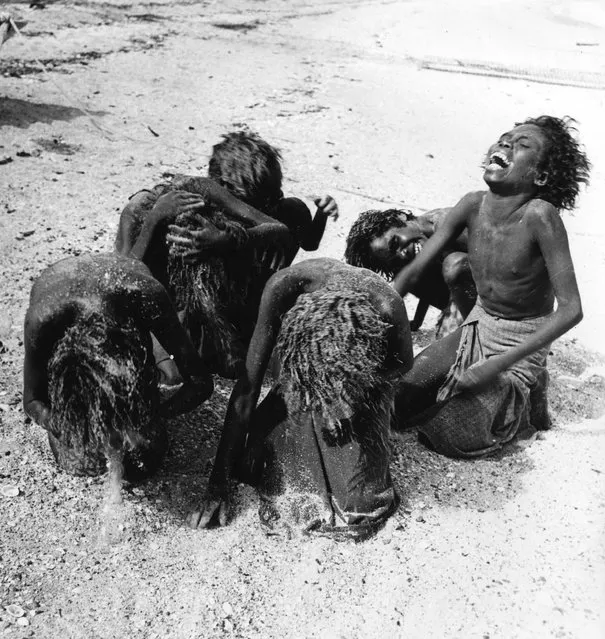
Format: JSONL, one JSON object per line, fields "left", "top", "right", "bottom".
{"left": 167, "top": 216, "right": 232, "bottom": 262}
{"left": 314, "top": 195, "right": 339, "bottom": 221}
{"left": 188, "top": 482, "right": 231, "bottom": 529}
{"left": 256, "top": 246, "right": 287, "bottom": 272}
{"left": 159, "top": 373, "right": 214, "bottom": 417}
{"left": 27, "top": 400, "right": 51, "bottom": 429}
{"left": 151, "top": 190, "right": 205, "bottom": 224}
{"left": 454, "top": 357, "right": 505, "bottom": 394}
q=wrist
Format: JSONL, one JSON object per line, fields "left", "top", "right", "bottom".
{"left": 208, "top": 470, "right": 230, "bottom": 492}
{"left": 149, "top": 206, "right": 167, "bottom": 224}
{"left": 223, "top": 226, "right": 249, "bottom": 252}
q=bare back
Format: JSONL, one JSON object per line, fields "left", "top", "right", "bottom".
{"left": 28, "top": 254, "right": 158, "bottom": 334}
{"left": 281, "top": 258, "right": 407, "bottom": 322}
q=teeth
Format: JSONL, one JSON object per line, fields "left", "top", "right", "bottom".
{"left": 414, "top": 241, "right": 421, "bottom": 256}
{"left": 489, "top": 151, "right": 510, "bottom": 167}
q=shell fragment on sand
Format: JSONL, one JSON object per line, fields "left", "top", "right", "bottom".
{"left": 1, "top": 485, "right": 20, "bottom": 498}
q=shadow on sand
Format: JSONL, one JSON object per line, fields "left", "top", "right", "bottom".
{"left": 0, "top": 97, "right": 108, "bottom": 128}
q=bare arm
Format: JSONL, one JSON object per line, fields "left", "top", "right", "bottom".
{"left": 189, "top": 268, "right": 307, "bottom": 528}
{"left": 166, "top": 177, "right": 294, "bottom": 264}
{"left": 300, "top": 195, "right": 339, "bottom": 251}
{"left": 391, "top": 193, "right": 479, "bottom": 298}
{"left": 23, "top": 337, "right": 51, "bottom": 428}
{"left": 128, "top": 191, "right": 206, "bottom": 261}
{"left": 115, "top": 190, "right": 157, "bottom": 256}
{"left": 211, "top": 269, "right": 303, "bottom": 485}
{"left": 457, "top": 205, "right": 582, "bottom": 392}
{"left": 137, "top": 277, "right": 213, "bottom": 415}
{"left": 429, "top": 207, "right": 469, "bottom": 252}
{"left": 381, "top": 293, "right": 414, "bottom": 376}
{"left": 23, "top": 306, "right": 72, "bottom": 430}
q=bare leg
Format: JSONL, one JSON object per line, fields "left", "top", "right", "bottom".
{"left": 529, "top": 368, "right": 551, "bottom": 430}
{"left": 393, "top": 327, "right": 462, "bottom": 430}
{"left": 442, "top": 252, "right": 476, "bottom": 319}
{"left": 410, "top": 298, "right": 430, "bottom": 332}
{"left": 99, "top": 449, "right": 125, "bottom": 545}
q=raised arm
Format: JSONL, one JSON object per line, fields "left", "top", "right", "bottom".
{"left": 189, "top": 267, "right": 307, "bottom": 528}
{"left": 166, "top": 176, "right": 294, "bottom": 265}
{"left": 116, "top": 189, "right": 206, "bottom": 262}
{"left": 300, "top": 195, "right": 339, "bottom": 252}
{"left": 391, "top": 192, "right": 479, "bottom": 298}
{"left": 115, "top": 190, "right": 158, "bottom": 257}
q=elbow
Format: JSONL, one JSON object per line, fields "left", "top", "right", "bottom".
{"left": 301, "top": 240, "right": 319, "bottom": 252}
{"left": 114, "top": 238, "right": 125, "bottom": 254}
{"left": 115, "top": 238, "right": 131, "bottom": 256}
{"left": 567, "top": 297, "right": 583, "bottom": 326}
{"left": 559, "top": 299, "right": 583, "bottom": 330}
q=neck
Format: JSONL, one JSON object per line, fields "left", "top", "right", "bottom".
{"left": 483, "top": 187, "right": 536, "bottom": 219}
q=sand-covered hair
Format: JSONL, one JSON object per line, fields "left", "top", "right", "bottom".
{"left": 166, "top": 208, "right": 263, "bottom": 376}
{"left": 208, "top": 130, "right": 283, "bottom": 212}
{"left": 345, "top": 208, "right": 416, "bottom": 278}
{"left": 47, "top": 312, "right": 157, "bottom": 459}
{"left": 276, "top": 286, "right": 392, "bottom": 440}
{"left": 519, "top": 115, "right": 591, "bottom": 211}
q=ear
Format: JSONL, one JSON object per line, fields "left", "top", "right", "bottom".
{"left": 534, "top": 171, "right": 548, "bottom": 187}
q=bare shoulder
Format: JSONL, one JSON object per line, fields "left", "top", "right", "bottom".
{"left": 29, "top": 256, "right": 81, "bottom": 303}
{"left": 26, "top": 258, "right": 80, "bottom": 334}
{"left": 30, "top": 254, "right": 151, "bottom": 307}
{"left": 459, "top": 190, "right": 486, "bottom": 212}
{"left": 268, "top": 257, "right": 336, "bottom": 289}
{"left": 525, "top": 199, "right": 567, "bottom": 236}
{"left": 369, "top": 275, "right": 407, "bottom": 321}
{"left": 420, "top": 207, "right": 451, "bottom": 230}
{"left": 526, "top": 198, "right": 559, "bottom": 220}
{"left": 271, "top": 197, "right": 311, "bottom": 229}
{"left": 171, "top": 174, "right": 212, "bottom": 195}
{"left": 122, "top": 188, "right": 161, "bottom": 217}
{"left": 278, "top": 197, "right": 309, "bottom": 213}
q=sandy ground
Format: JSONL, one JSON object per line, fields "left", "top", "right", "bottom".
{"left": 1, "top": 0, "right": 605, "bottom": 637}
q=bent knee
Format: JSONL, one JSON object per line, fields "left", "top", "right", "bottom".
{"left": 441, "top": 252, "right": 469, "bottom": 286}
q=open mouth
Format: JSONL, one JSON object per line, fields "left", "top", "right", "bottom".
{"left": 487, "top": 151, "right": 511, "bottom": 170}
{"left": 401, "top": 240, "right": 422, "bottom": 261}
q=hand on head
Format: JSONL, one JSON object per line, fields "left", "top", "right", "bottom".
{"left": 152, "top": 190, "right": 206, "bottom": 223}
{"left": 167, "top": 214, "right": 232, "bottom": 262}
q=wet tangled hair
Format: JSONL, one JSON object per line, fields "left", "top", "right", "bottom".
{"left": 344, "top": 208, "right": 416, "bottom": 278}
{"left": 48, "top": 312, "right": 157, "bottom": 460}
{"left": 276, "top": 286, "right": 392, "bottom": 441}
{"left": 208, "top": 131, "right": 284, "bottom": 212}
{"left": 518, "top": 115, "right": 591, "bottom": 211}
{"left": 167, "top": 208, "right": 264, "bottom": 377}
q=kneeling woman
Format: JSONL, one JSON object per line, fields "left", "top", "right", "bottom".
{"left": 23, "top": 253, "right": 213, "bottom": 487}
{"left": 189, "top": 258, "right": 412, "bottom": 539}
